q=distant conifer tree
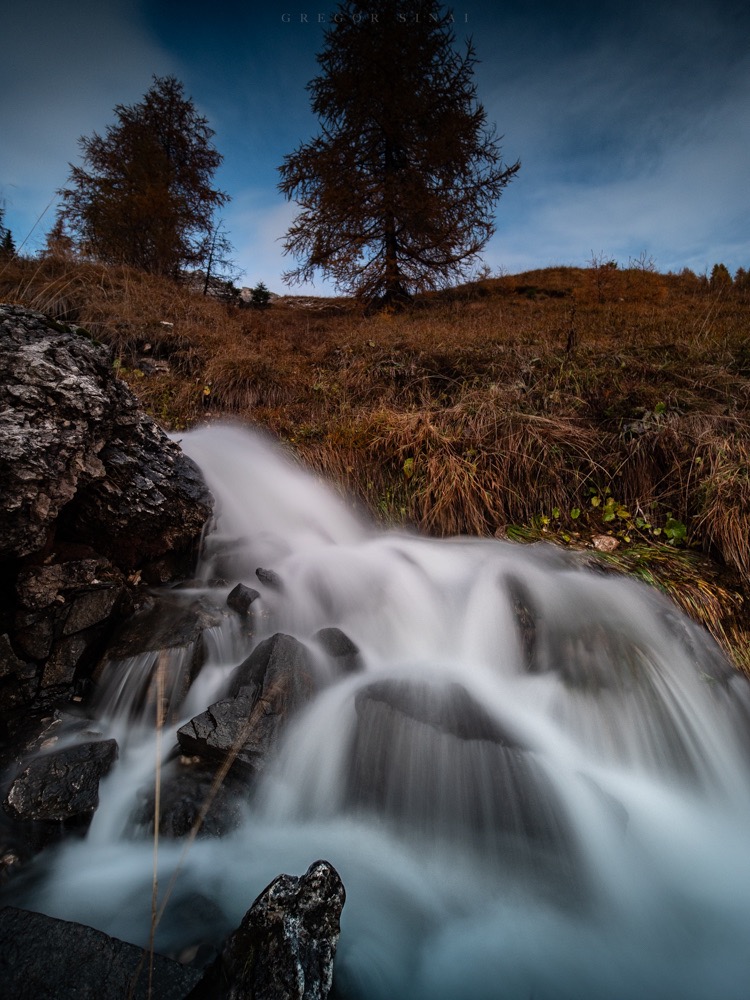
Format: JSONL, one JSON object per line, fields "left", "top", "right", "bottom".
{"left": 42, "top": 216, "right": 75, "bottom": 259}
{"left": 250, "top": 281, "right": 271, "bottom": 308}
{"left": 57, "top": 75, "right": 228, "bottom": 278}
{"left": 0, "top": 206, "right": 15, "bottom": 257}
{"left": 278, "top": 0, "right": 519, "bottom": 306}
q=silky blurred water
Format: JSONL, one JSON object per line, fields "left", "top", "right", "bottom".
{"left": 18, "top": 423, "right": 750, "bottom": 999}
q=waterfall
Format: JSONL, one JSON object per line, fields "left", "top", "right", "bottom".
{"left": 14, "top": 423, "right": 750, "bottom": 999}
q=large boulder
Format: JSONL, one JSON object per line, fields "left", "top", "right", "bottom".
{"left": 0, "top": 906, "right": 201, "bottom": 1000}
{"left": 188, "top": 860, "right": 345, "bottom": 1000}
{"left": 0, "top": 305, "right": 213, "bottom": 719}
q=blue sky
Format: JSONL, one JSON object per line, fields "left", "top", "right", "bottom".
{"left": 2, "top": 0, "right": 749, "bottom": 294}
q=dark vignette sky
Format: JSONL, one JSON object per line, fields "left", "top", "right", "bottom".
{"left": 2, "top": 0, "right": 749, "bottom": 293}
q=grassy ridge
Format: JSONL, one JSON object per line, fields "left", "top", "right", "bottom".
{"left": 3, "top": 255, "right": 749, "bottom": 668}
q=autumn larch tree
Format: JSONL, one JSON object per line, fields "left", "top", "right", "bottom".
{"left": 56, "top": 75, "right": 229, "bottom": 278}
{"left": 278, "top": 0, "right": 519, "bottom": 305}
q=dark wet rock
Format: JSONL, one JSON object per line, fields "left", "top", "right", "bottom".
{"left": 228, "top": 632, "right": 314, "bottom": 699}
{"left": 4, "top": 738, "right": 118, "bottom": 825}
{"left": 0, "top": 634, "right": 37, "bottom": 714}
{"left": 256, "top": 566, "right": 284, "bottom": 590}
{"left": 227, "top": 583, "right": 260, "bottom": 615}
{"left": 177, "top": 634, "right": 315, "bottom": 776}
{"left": 0, "top": 711, "right": 113, "bottom": 859}
{"left": 188, "top": 859, "right": 345, "bottom": 1000}
{"left": 177, "top": 685, "right": 262, "bottom": 772}
{"left": 0, "top": 905, "right": 201, "bottom": 1000}
{"left": 132, "top": 760, "right": 247, "bottom": 839}
{"left": 314, "top": 627, "right": 363, "bottom": 675}
{"left": 504, "top": 574, "right": 538, "bottom": 669}
{"left": 0, "top": 305, "right": 213, "bottom": 719}
{"left": 0, "top": 305, "right": 211, "bottom": 569}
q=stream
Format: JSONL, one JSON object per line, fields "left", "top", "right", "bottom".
{"left": 13, "top": 423, "right": 750, "bottom": 999}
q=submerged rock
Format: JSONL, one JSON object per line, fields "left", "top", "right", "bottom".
{"left": 355, "top": 678, "right": 521, "bottom": 745}
{"left": 131, "top": 759, "right": 246, "bottom": 839}
{"left": 313, "top": 627, "right": 363, "bottom": 676}
{"left": 188, "top": 859, "right": 345, "bottom": 1000}
{"left": 255, "top": 566, "right": 284, "bottom": 590}
{"left": 348, "top": 678, "right": 579, "bottom": 885}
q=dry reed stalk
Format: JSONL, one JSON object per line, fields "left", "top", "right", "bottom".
{"left": 147, "top": 651, "right": 168, "bottom": 1000}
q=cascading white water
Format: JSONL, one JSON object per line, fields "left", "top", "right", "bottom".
{"left": 15, "top": 423, "right": 750, "bottom": 999}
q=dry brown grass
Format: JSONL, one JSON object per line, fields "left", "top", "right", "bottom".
{"left": 3, "top": 254, "right": 749, "bottom": 666}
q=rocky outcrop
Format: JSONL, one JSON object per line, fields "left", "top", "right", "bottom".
{"left": 0, "top": 305, "right": 213, "bottom": 720}
{"left": 188, "top": 860, "right": 345, "bottom": 1000}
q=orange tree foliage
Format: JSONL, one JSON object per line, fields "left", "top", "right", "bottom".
{"left": 279, "top": 0, "right": 520, "bottom": 306}
{"left": 56, "top": 75, "right": 228, "bottom": 278}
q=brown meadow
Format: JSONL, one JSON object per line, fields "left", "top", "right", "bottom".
{"left": 2, "top": 254, "right": 749, "bottom": 668}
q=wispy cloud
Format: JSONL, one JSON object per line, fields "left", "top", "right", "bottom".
{"left": 1, "top": 0, "right": 175, "bottom": 249}
{"left": 478, "top": 1, "right": 750, "bottom": 274}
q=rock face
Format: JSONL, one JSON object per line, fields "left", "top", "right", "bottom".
{"left": 0, "top": 305, "right": 213, "bottom": 719}
{"left": 0, "top": 906, "right": 201, "bottom": 1000}
{"left": 189, "top": 860, "right": 345, "bottom": 1000}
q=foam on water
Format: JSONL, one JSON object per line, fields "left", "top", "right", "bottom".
{"left": 14, "top": 423, "right": 750, "bottom": 999}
